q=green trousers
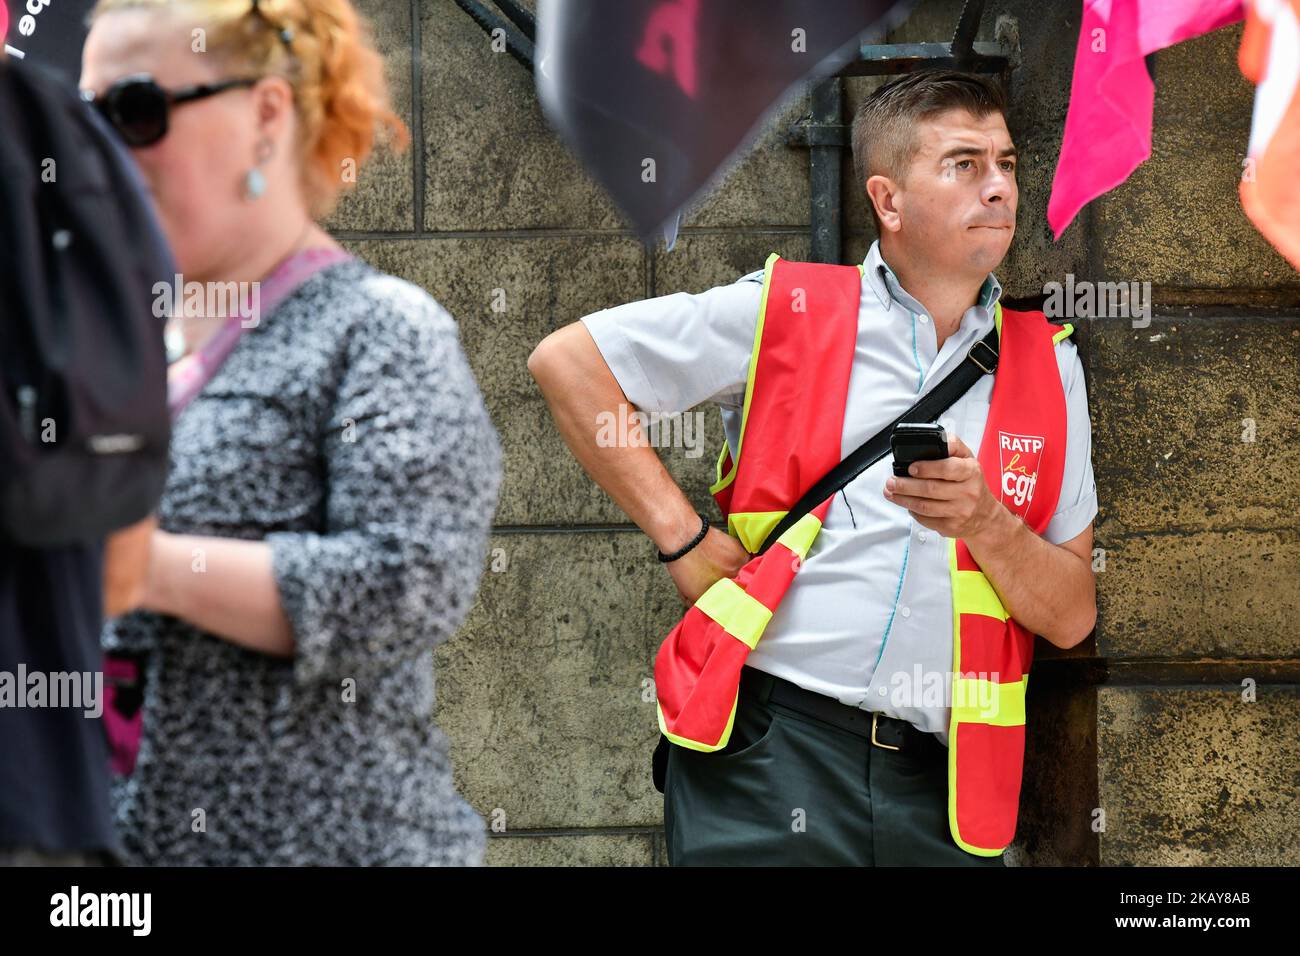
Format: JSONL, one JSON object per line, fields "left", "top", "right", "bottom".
{"left": 664, "top": 673, "right": 1010, "bottom": 867}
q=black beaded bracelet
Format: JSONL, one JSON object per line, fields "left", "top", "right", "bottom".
{"left": 657, "top": 512, "right": 710, "bottom": 563}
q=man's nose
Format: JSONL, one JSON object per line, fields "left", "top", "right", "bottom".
{"left": 984, "top": 165, "right": 1014, "bottom": 203}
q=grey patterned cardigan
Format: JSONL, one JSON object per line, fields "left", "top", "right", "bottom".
{"left": 103, "top": 256, "right": 501, "bottom": 866}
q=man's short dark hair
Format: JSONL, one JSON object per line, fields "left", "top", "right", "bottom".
{"left": 851, "top": 70, "right": 1009, "bottom": 233}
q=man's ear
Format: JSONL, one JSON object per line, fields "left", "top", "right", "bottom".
{"left": 866, "top": 174, "right": 902, "bottom": 232}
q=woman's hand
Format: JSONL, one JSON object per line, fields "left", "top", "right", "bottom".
{"left": 102, "top": 514, "right": 158, "bottom": 618}
{"left": 664, "top": 526, "right": 752, "bottom": 606}
{"left": 126, "top": 530, "right": 296, "bottom": 656}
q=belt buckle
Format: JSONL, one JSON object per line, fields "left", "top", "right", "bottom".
{"left": 870, "top": 711, "right": 901, "bottom": 751}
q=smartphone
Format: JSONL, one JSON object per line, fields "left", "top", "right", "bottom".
{"left": 890, "top": 422, "right": 949, "bottom": 477}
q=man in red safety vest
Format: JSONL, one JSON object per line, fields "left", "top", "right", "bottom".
{"left": 530, "top": 69, "right": 1098, "bottom": 865}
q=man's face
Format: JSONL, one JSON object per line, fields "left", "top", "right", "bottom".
{"left": 874, "top": 107, "right": 1017, "bottom": 277}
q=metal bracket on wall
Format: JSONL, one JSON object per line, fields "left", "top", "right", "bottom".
{"left": 452, "top": 0, "right": 537, "bottom": 72}
{"left": 788, "top": 0, "right": 1021, "bottom": 263}
{"left": 450, "top": 0, "right": 1020, "bottom": 263}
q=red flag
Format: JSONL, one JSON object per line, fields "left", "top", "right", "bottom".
{"left": 1239, "top": 0, "right": 1300, "bottom": 271}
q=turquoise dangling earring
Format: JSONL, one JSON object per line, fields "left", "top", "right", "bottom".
{"left": 244, "top": 135, "right": 273, "bottom": 200}
{"left": 244, "top": 167, "right": 266, "bottom": 200}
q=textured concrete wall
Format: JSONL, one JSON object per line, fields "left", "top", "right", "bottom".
{"left": 328, "top": 0, "right": 1299, "bottom": 865}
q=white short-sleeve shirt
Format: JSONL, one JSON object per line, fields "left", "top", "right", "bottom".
{"left": 581, "top": 239, "right": 1098, "bottom": 746}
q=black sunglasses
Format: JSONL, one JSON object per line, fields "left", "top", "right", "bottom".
{"left": 83, "top": 74, "right": 262, "bottom": 147}
{"left": 82, "top": 2, "right": 294, "bottom": 148}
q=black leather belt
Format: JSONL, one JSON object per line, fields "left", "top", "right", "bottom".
{"left": 740, "top": 665, "right": 944, "bottom": 756}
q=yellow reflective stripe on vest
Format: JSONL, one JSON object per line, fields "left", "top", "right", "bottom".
{"left": 952, "top": 674, "right": 1028, "bottom": 726}
{"left": 727, "top": 510, "right": 784, "bottom": 554}
{"left": 777, "top": 511, "right": 822, "bottom": 559}
{"left": 711, "top": 440, "right": 731, "bottom": 493}
{"left": 953, "top": 569, "right": 1009, "bottom": 621}
{"left": 695, "top": 577, "right": 772, "bottom": 650}
{"left": 725, "top": 509, "right": 823, "bottom": 558}
{"left": 656, "top": 695, "right": 740, "bottom": 753}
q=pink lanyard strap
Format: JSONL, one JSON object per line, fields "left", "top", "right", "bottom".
{"left": 166, "top": 246, "right": 354, "bottom": 419}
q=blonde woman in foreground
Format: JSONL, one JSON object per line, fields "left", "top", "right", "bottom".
{"left": 84, "top": 0, "right": 501, "bottom": 865}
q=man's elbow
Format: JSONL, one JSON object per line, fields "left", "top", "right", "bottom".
{"left": 532, "top": 323, "right": 593, "bottom": 399}
{"left": 1057, "top": 599, "right": 1097, "bottom": 650}
{"left": 527, "top": 330, "right": 561, "bottom": 388}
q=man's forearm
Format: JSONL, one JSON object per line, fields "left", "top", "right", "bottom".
{"left": 529, "top": 326, "right": 701, "bottom": 553}
{"left": 964, "top": 506, "right": 1096, "bottom": 649}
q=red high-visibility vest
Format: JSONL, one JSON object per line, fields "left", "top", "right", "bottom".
{"left": 654, "top": 252, "right": 1074, "bottom": 856}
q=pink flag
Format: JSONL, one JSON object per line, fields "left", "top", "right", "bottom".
{"left": 1048, "top": 0, "right": 1245, "bottom": 239}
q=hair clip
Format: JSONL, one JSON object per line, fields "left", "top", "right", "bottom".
{"left": 249, "top": 0, "right": 293, "bottom": 50}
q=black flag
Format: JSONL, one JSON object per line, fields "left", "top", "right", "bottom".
{"left": 2, "top": 0, "right": 96, "bottom": 86}
{"left": 537, "top": 0, "right": 918, "bottom": 242}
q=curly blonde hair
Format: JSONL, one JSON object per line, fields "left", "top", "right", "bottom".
{"left": 90, "top": 0, "right": 411, "bottom": 218}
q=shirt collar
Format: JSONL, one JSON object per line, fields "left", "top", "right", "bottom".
{"left": 862, "top": 239, "right": 1002, "bottom": 320}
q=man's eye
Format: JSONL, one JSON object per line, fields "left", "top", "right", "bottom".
{"left": 1001, "top": 161, "right": 1017, "bottom": 172}
{"left": 956, "top": 159, "right": 973, "bottom": 170}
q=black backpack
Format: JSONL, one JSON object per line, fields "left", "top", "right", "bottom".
{"left": 0, "top": 57, "right": 172, "bottom": 547}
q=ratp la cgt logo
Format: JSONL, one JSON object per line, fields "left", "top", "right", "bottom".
{"left": 997, "top": 431, "right": 1044, "bottom": 511}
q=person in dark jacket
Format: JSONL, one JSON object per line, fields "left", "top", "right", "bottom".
{"left": 0, "top": 36, "right": 173, "bottom": 866}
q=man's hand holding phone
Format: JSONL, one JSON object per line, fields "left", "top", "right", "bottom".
{"left": 883, "top": 422, "right": 1005, "bottom": 542}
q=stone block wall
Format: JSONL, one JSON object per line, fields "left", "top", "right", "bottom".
{"left": 329, "top": 0, "right": 1299, "bottom": 866}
